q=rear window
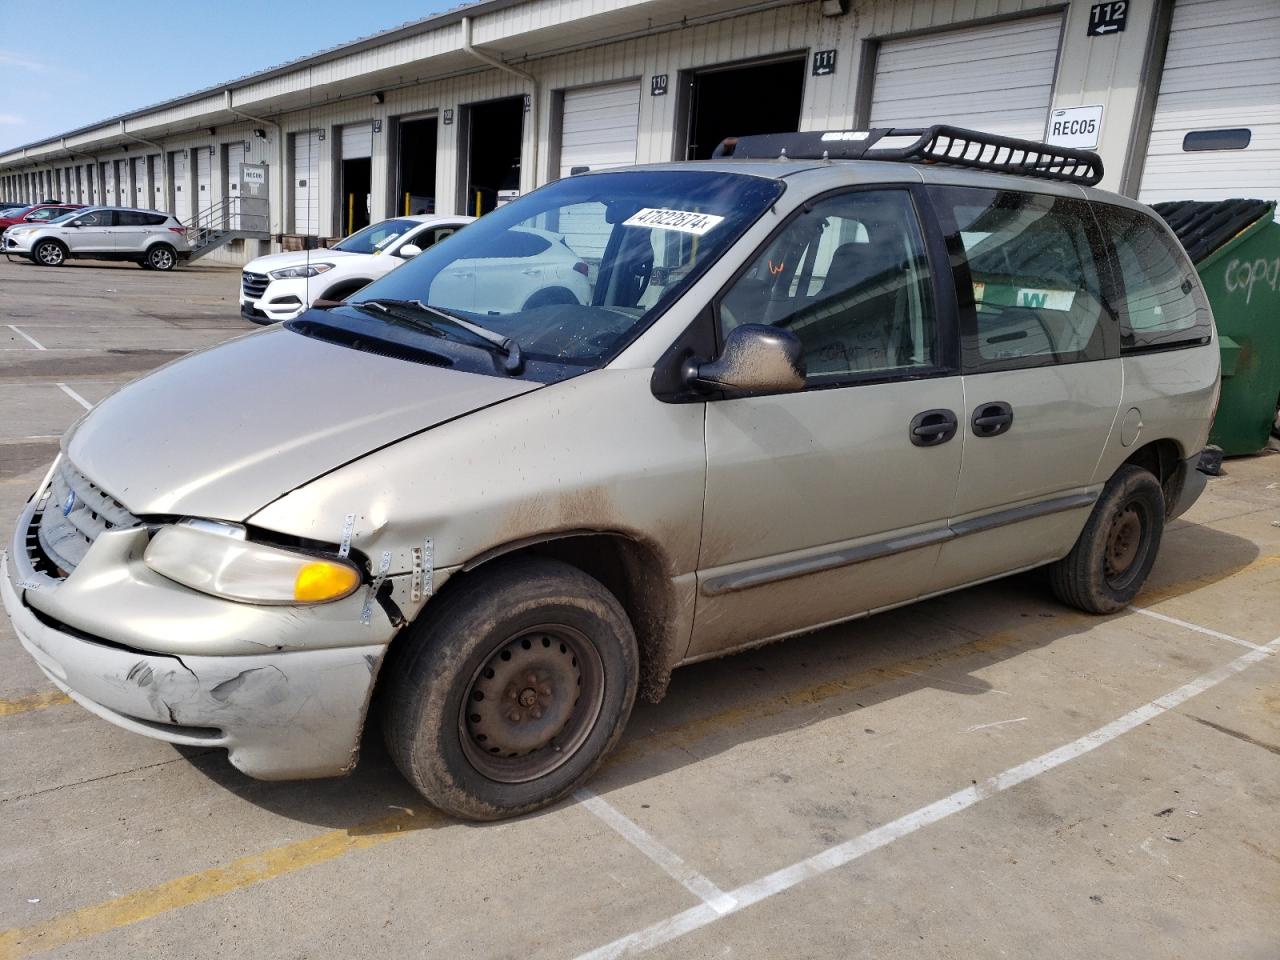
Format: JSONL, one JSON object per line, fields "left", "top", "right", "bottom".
{"left": 1093, "top": 204, "right": 1209, "bottom": 352}
{"left": 929, "top": 185, "right": 1115, "bottom": 371}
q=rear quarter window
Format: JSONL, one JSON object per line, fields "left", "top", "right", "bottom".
{"left": 1093, "top": 204, "right": 1209, "bottom": 352}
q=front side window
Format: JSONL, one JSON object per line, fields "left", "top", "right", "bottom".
{"left": 1093, "top": 204, "right": 1208, "bottom": 352}
{"left": 930, "top": 186, "right": 1114, "bottom": 371}
{"left": 719, "top": 189, "right": 938, "bottom": 381}
{"left": 333, "top": 218, "right": 421, "bottom": 254}
{"left": 26, "top": 208, "right": 59, "bottom": 221}
{"left": 73, "top": 210, "right": 113, "bottom": 227}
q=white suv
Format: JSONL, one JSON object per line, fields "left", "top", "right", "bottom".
{"left": 3, "top": 207, "right": 190, "bottom": 270}
{"left": 240, "top": 215, "right": 473, "bottom": 324}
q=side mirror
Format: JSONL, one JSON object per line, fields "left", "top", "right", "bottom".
{"left": 398, "top": 243, "right": 423, "bottom": 259}
{"left": 65, "top": 221, "right": 82, "bottom": 228}
{"left": 687, "top": 324, "right": 806, "bottom": 396}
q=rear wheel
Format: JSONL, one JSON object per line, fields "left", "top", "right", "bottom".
{"left": 146, "top": 244, "right": 177, "bottom": 271}
{"left": 1049, "top": 465, "right": 1166, "bottom": 613}
{"left": 522, "top": 286, "right": 579, "bottom": 310}
{"left": 33, "top": 240, "right": 65, "bottom": 267}
{"left": 382, "top": 557, "right": 638, "bottom": 820}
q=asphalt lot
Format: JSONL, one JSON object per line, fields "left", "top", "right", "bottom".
{"left": 1, "top": 256, "right": 1278, "bottom": 960}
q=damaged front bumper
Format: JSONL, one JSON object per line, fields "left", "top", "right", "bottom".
{"left": 3, "top": 489, "right": 399, "bottom": 780}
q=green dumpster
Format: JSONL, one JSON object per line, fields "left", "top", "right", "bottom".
{"left": 1155, "top": 199, "right": 1280, "bottom": 457}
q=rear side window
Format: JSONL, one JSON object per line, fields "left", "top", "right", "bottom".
{"left": 1093, "top": 205, "right": 1208, "bottom": 352}
{"left": 116, "top": 211, "right": 166, "bottom": 226}
{"left": 929, "top": 185, "right": 1115, "bottom": 372}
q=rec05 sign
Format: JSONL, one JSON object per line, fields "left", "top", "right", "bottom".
{"left": 1045, "top": 105, "right": 1104, "bottom": 150}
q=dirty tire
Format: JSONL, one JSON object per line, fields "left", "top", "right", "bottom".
{"left": 382, "top": 557, "right": 638, "bottom": 821}
{"left": 1049, "top": 465, "right": 1166, "bottom": 614}
{"left": 33, "top": 240, "right": 66, "bottom": 266}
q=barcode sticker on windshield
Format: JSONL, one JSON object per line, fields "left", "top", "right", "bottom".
{"left": 623, "top": 208, "right": 725, "bottom": 236}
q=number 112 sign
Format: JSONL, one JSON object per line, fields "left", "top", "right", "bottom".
{"left": 1088, "top": 0, "right": 1128, "bottom": 35}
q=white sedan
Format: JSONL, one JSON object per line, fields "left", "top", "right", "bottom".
{"left": 239, "top": 215, "right": 474, "bottom": 324}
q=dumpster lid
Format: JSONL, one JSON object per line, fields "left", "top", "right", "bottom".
{"left": 1152, "top": 198, "right": 1276, "bottom": 264}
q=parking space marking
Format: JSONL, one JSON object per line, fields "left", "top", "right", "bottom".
{"left": 0, "top": 597, "right": 1267, "bottom": 956}
{"left": 5, "top": 326, "right": 45, "bottom": 351}
{"left": 574, "top": 634, "right": 1280, "bottom": 960}
{"left": 1129, "top": 605, "right": 1276, "bottom": 654}
{"left": 0, "top": 691, "right": 72, "bottom": 717}
{"left": 0, "top": 807, "right": 443, "bottom": 960}
{"left": 54, "top": 383, "right": 93, "bottom": 411}
{"left": 576, "top": 789, "right": 737, "bottom": 915}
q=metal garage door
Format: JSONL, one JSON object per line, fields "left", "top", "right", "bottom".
{"left": 195, "top": 147, "right": 213, "bottom": 222}
{"left": 171, "top": 150, "right": 190, "bottom": 222}
{"left": 116, "top": 160, "right": 130, "bottom": 207}
{"left": 293, "top": 131, "right": 321, "bottom": 235}
{"left": 102, "top": 161, "right": 116, "bottom": 206}
{"left": 133, "top": 157, "right": 148, "bottom": 208}
{"left": 1139, "top": 0, "right": 1280, "bottom": 204}
{"left": 558, "top": 81, "right": 640, "bottom": 177}
{"left": 869, "top": 15, "right": 1063, "bottom": 142}
{"left": 341, "top": 124, "right": 373, "bottom": 159}
{"left": 225, "top": 143, "right": 246, "bottom": 229}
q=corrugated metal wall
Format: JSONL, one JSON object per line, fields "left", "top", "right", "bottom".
{"left": 0, "top": 0, "right": 1201, "bottom": 263}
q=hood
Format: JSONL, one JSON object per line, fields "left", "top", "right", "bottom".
{"left": 65, "top": 326, "right": 539, "bottom": 520}
{"left": 243, "top": 249, "right": 365, "bottom": 272}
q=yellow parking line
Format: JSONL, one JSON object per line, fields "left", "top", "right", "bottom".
{"left": 0, "top": 692, "right": 72, "bottom": 717}
{"left": 1, "top": 553, "right": 1275, "bottom": 956}
{"left": 0, "top": 808, "right": 442, "bottom": 960}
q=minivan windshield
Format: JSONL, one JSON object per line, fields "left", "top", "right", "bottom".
{"left": 318, "top": 170, "right": 782, "bottom": 379}
{"left": 332, "top": 218, "right": 422, "bottom": 254}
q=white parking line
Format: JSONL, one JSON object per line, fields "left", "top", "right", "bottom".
{"left": 1128, "top": 605, "right": 1275, "bottom": 654}
{"left": 574, "top": 633, "right": 1280, "bottom": 960}
{"left": 577, "top": 789, "right": 738, "bottom": 915}
{"left": 55, "top": 382, "right": 94, "bottom": 411}
{"left": 6, "top": 324, "right": 45, "bottom": 350}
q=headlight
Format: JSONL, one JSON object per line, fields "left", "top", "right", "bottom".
{"left": 8, "top": 227, "right": 33, "bottom": 237}
{"left": 269, "top": 262, "right": 334, "bottom": 280}
{"left": 143, "top": 518, "right": 362, "bottom": 605}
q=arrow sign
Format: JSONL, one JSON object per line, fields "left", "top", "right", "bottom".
{"left": 1088, "top": 0, "right": 1128, "bottom": 36}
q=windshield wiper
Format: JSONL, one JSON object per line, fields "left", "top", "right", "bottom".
{"left": 354, "top": 298, "right": 524, "bottom": 373}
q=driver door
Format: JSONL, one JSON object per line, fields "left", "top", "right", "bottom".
{"left": 66, "top": 209, "right": 115, "bottom": 252}
{"left": 690, "top": 186, "right": 965, "bottom": 657}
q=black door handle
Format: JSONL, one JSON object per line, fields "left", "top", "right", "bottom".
{"left": 909, "top": 408, "right": 958, "bottom": 447}
{"left": 971, "top": 401, "right": 1014, "bottom": 438}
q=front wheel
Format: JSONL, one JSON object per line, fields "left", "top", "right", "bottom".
{"left": 382, "top": 558, "right": 638, "bottom": 820}
{"left": 33, "top": 240, "right": 65, "bottom": 267}
{"left": 146, "top": 244, "right": 177, "bottom": 271}
{"left": 1049, "top": 464, "right": 1166, "bottom": 613}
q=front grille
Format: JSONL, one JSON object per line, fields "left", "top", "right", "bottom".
{"left": 242, "top": 271, "right": 269, "bottom": 299}
{"left": 36, "top": 460, "right": 143, "bottom": 576}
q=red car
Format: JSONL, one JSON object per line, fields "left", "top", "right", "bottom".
{"left": 0, "top": 203, "right": 85, "bottom": 231}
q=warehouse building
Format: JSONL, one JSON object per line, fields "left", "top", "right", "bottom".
{"left": 1, "top": 0, "right": 1275, "bottom": 265}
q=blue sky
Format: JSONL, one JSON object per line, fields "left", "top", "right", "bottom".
{"left": 0, "top": 1, "right": 451, "bottom": 151}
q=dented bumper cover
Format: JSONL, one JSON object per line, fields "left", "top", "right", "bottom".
{"left": 3, "top": 494, "right": 397, "bottom": 780}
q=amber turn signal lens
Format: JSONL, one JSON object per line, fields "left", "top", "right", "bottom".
{"left": 294, "top": 561, "right": 361, "bottom": 603}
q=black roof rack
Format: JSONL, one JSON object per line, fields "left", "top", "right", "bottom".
{"left": 711, "top": 125, "right": 1105, "bottom": 187}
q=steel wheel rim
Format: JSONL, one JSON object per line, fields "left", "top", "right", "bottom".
{"left": 1104, "top": 500, "right": 1147, "bottom": 587}
{"left": 459, "top": 623, "right": 605, "bottom": 784}
{"left": 151, "top": 248, "right": 173, "bottom": 269}
{"left": 38, "top": 243, "right": 62, "bottom": 265}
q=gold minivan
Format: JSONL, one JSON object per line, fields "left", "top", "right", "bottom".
{"left": 3, "top": 127, "right": 1219, "bottom": 819}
